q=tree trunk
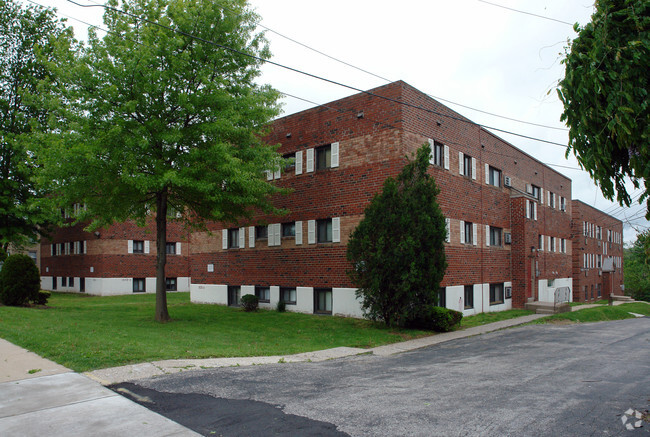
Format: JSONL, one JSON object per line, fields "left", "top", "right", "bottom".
{"left": 155, "top": 189, "right": 170, "bottom": 322}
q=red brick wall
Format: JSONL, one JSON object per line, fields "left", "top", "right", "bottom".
{"left": 571, "top": 200, "right": 624, "bottom": 300}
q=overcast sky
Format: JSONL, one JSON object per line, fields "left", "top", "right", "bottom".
{"left": 27, "top": 0, "right": 648, "bottom": 243}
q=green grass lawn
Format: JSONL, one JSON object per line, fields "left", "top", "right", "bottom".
{"left": 530, "top": 302, "right": 650, "bottom": 324}
{"left": 0, "top": 292, "right": 429, "bottom": 372}
{"left": 459, "top": 309, "right": 535, "bottom": 329}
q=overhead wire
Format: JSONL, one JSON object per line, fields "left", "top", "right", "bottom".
{"left": 63, "top": 0, "right": 572, "bottom": 149}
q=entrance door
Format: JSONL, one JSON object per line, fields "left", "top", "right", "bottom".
{"left": 79, "top": 277, "right": 85, "bottom": 293}
{"left": 228, "top": 286, "right": 241, "bottom": 306}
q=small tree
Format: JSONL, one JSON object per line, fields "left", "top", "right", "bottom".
{"left": 0, "top": 254, "right": 40, "bottom": 306}
{"left": 347, "top": 144, "right": 448, "bottom": 327}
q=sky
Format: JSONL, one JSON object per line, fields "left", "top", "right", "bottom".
{"left": 24, "top": 0, "right": 649, "bottom": 243}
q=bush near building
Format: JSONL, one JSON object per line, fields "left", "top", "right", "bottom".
{"left": 0, "top": 254, "right": 40, "bottom": 306}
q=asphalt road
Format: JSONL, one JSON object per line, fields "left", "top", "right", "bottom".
{"left": 111, "top": 318, "right": 650, "bottom": 436}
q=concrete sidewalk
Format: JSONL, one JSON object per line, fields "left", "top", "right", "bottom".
{"left": 0, "top": 339, "right": 199, "bottom": 437}
{"left": 87, "top": 313, "right": 550, "bottom": 385}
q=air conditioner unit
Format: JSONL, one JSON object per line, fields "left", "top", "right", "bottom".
{"left": 504, "top": 176, "right": 512, "bottom": 187}
{"left": 504, "top": 232, "right": 512, "bottom": 244}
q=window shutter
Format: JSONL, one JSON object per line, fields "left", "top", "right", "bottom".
{"left": 552, "top": 194, "right": 556, "bottom": 209}
{"left": 266, "top": 170, "right": 273, "bottom": 181}
{"left": 472, "top": 224, "right": 477, "bottom": 246}
{"left": 428, "top": 139, "right": 435, "bottom": 164}
{"left": 539, "top": 188, "right": 543, "bottom": 203}
{"left": 332, "top": 217, "right": 341, "bottom": 243}
{"left": 144, "top": 240, "right": 150, "bottom": 254}
{"left": 295, "top": 221, "right": 303, "bottom": 245}
{"left": 547, "top": 190, "right": 551, "bottom": 206}
{"left": 239, "top": 227, "right": 246, "bottom": 248}
{"left": 443, "top": 145, "right": 449, "bottom": 170}
{"left": 485, "top": 164, "right": 489, "bottom": 184}
{"left": 222, "top": 230, "right": 228, "bottom": 249}
{"left": 308, "top": 220, "right": 316, "bottom": 244}
{"left": 295, "top": 150, "right": 303, "bottom": 175}
{"left": 459, "top": 220, "right": 465, "bottom": 244}
{"left": 458, "top": 152, "right": 464, "bottom": 175}
{"left": 306, "top": 148, "right": 314, "bottom": 173}
{"left": 485, "top": 225, "right": 490, "bottom": 246}
{"left": 274, "top": 166, "right": 281, "bottom": 180}
{"left": 268, "top": 224, "right": 273, "bottom": 246}
{"left": 274, "top": 223, "right": 281, "bottom": 246}
{"left": 331, "top": 142, "right": 339, "bottom": 168}
{"left": 533, "top": 202, "right": 537, "bottom": 220}
{"left": 525, "top": 200, "right": 530, "bottom": 219}
{"left": 176, "top": 242, "right": 182, "bottom": 255}
{"left": 445, "top": 218, "right": 451, "bottom": 243}
{"left": 128, "top": 240, "right": 134, "bottom": 254}
{"left": 471, "top": 157, "right": 477, "bottom": 180}
{"left": 249, "top": 226, "right": 255, "bottom": 248}
{"left": 540, "top": 235, "right": 544, "bottom": 251}
{"left": 83, "top": 240, "right": 87, "bottom": 254}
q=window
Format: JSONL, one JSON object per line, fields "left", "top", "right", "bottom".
{"left": 463, "top": 154, "right": 472, "bottom": 178}
{"left": 166, "top": 277, "right": 177, "bottom": 291}
{"left": 133, "top": 240, "right": 144, "bottom": 254}
{"left": 228, "top": 285, "right": 241, "bottom": 306}
{"left": 315, "top": 144, "right": 331, "bottom": 170}
{"left": 281, "top": 222, "right": 295, "bottom": 237}
{"left": 561, "top": 238, "right": 566, "bottom": 253}
{"left": 489, "top": 226, "right": 502, "bottom": 246}
{"left": 596, "top": 226, "right": 602, "bottom": 240}
{"left": 228, "top": 228, "right": 240, "bottom": 248}
{"left": 255, "top": 286, "right": 270, "bottom": 303}
{"left": 314, "top": 288, "right": 332, "bottom": 314}
{"left": 538, "top": 234, "right": 544, "bottom": 251}
{"left": 526, "top": 200, "right": 537, "bottom": 220}
{"left": 317, "top": 219, "right": 333, "bottom": 243}
{"left": 61, "top": 277, "right": 67, "bottom": 287}
{"left": 68, "top": 277, "right": 74, "bottom": 288}
{"left": 530, "top": 185, "right": 541, "bottom": 201}
{"left": 133, "top": 278, "right": 145, "bottom": 293}
{"left": 166, "top": 242, "right": 176, "bottom": 255}
{"left": 464, "top": 285, "right": 474, "bottom": 309}
{"left": 431, "top": 141, "right": 444, "bottom": 167}
{"left": 464, "top": 221, "right": 473, "bottom": 245}
{"left": 560, "top": 197, "right": 566, "bottom": 211}
{"left": 255, "top": 225, "right": 268, "bottom": 240}
{"left": 490, "top": 283, "right": 504, "bottom": 305}
{"left": 437, "top": 287, "right": 446, "bottom": 308}
{"left": 488, "top": 166, "right": 501, "bottom": 187}
{"left": 548, "top": 191, "right": 555, "bottom": 209}
{"left": 28, "top": 251, "right": 37, "bottom": 263}
{"left": 52, "top": 277, "right": 58, "bottom": 290}
{"left": 549, "top": 237, "right": 556, "bottom": 252}
{"left": 280, "top": 287, "right": 297, "bottom": 305}
{"left": 283, "top": 152, "right": 295, "bottom": 171}
{"left": 79, "top": 277, "right": 85, "bottom": 293}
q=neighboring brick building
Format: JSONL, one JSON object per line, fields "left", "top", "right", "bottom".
{"left": 571, "top": 200, "right": 624, "bottom": 301}
{"left": 39, "top": 81, "right": 621, "bottom": 316}
{"left": 40, "top": 216, "right": 191, "bottom": 295}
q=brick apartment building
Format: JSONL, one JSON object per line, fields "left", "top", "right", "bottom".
{"left": 571, "top": 200, "right": 624, "bottom": 301}
{"left": 39, "top": 81, "right": 624, "bottom": 316}
{"left": 41, "top": 218, "right": 191, "bottom": 295}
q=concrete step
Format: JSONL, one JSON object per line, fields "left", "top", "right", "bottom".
{"left": 612, "top": 295, "right": 634, "bottom": 302}
{"left": 525, "top": 301, "right": 571, "bottom": 315}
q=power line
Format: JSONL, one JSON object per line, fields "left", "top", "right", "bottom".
{"left": 64, "top": 0, "right": 571, "bottom": 150}
{"left": 477, "top": 0, "right": 575, "bottom": 26}
{"left": 252, "top": 12, "right": 569, "bottom": 132}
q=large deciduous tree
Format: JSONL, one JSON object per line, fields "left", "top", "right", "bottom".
{"left": 38, "top": 0, "right": 283, "bottom": 322}
{"left": 346, "top": 144, "right": 448, "bottom": 327}
{"left": 0, "top": 0, "right": 71, "bottom": 252}
{"left": 558, "top": 0, "right": 649, "bottom": 217}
